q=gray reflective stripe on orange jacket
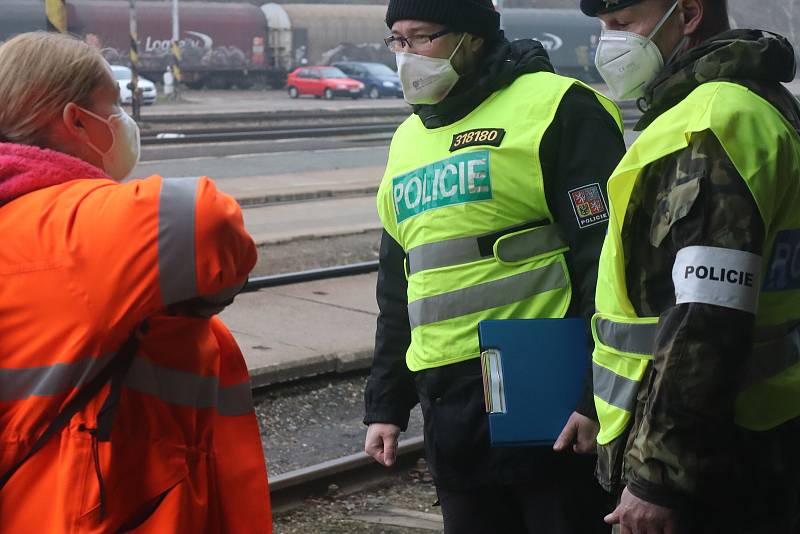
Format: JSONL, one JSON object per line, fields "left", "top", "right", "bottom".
{"left": 158, "top": 177, "right": 200, "bottom": 306}
{"left": 0, "top": 355, "right": 253, "bottom": 416}
{"left": 0, "top": 354, "right": 113, "bottom": 402}
{"left": 406, "top": 223, "right": 567, "bottom": 276}
{"left": 124, "top": 356, "right": 253, "bottom": 416}
{"left": 407, "top": 262, "right": 567, "bottom": 329}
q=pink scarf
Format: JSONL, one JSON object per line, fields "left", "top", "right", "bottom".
{"left": 0, "top": 143, "right": 110, "bottom": 206}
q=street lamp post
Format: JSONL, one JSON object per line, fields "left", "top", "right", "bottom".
{"left": 171, "top": 0, "right": 182, "bottom": 100}
{"left": 45, "top": 0, "right": 68, "bottom": 33}
{"left": 129, "top": 0, "right": 141, "bottom": 121}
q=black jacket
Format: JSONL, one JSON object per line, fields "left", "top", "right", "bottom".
{"left": 364, "top": 38, "right": 626, "bottom": 488}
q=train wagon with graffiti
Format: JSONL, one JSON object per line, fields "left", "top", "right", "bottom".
{"left": 0, "top": 2, "right": 604, "bottom": 88}
{"left": 67, "top": 0, "right": 272, "bottom": 89}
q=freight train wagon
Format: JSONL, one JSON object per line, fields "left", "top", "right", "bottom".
{"left": 502, "top": 8, "right": 603, "bottom": 82}
{"left": 262, "top": 5, "right": 603, "bottom": 82}
{"left": 261, "top": 3, "right": 391, "bottom": 72}
{"left": 0, "top": 1, "right": 274, "bottom": 88}
{"left": 0, "top": 2, "right": 47, "bottom": 45}
{"left": 0, "top": 3, "right": 603, "bottom": 87}
{"left": 68, "top": 0, "right": 273, "bottom": 88}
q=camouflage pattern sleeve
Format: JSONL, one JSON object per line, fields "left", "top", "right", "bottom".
{"left": 622, "top": 131, "right": 766, "bottom": 507}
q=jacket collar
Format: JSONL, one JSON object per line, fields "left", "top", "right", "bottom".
{"left": 412, "top": 36, "right": 556, "bottom": 129}
{"left": 636, "top": 29, "right": 797, "bottom": 130}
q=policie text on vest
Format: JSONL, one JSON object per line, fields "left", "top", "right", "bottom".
{"left": 392, "top": 151, "right": 493, "bottom": 223}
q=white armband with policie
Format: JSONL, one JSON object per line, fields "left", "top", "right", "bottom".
{"left": 672, "top": 246, "right": 762, "bottom": 314}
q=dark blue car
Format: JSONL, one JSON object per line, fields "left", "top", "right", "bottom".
{"left": 331, "top": 62, "right": 403, "bottom": 99}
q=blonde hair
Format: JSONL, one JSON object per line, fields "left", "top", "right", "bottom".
{"left": 0, "top": 32, "right": 112, "bottom": 146}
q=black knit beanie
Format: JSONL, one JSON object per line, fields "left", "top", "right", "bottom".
{"left": 385, "top": 0, "right": 501, "bottom": 41}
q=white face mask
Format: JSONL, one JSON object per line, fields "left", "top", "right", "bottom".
{"left": 595, "top": 1, "right": 681, "bottom": 100}
{"left": 396, "top": 33, "right": 466, "bottom": 105}
{"left": 79, "top": 107, "right": 141, "bottom": 180}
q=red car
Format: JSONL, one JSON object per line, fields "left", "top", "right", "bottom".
{"left": 286, "top": 66, "right": 365, "bottom": 100}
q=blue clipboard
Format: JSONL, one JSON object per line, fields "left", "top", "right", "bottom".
{"left": 478, "top": 318, "right": 590, "bottom": 447}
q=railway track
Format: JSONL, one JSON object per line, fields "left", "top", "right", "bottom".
{"left": 141, "top": 122, "right": 402, "bottom": 145}
{"left": 140, "top": 107, "right": 410, "bottom": 125}
{"left": 243, "top": 261, "right": 427, "bottom": 514}
{"left": 140, "top": 102, "right": 645, "bottom": 146}
{"left": 269, "top": 436, "right": 426, "bottom": 514}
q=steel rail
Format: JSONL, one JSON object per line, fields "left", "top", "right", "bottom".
{"left": 142, "top": 123, "right": 400, "bottom": 145}
{"left": 269, "top": 436, "right": 425, "bottom": 513}
{"left": 143, "top": 119, "right": 406, "bottom": 137}
{"left": 143, "top": 112, "right": 642, "bottom": 145}
{"left": 243, "top": 261, "right": 380, "bottom": 293}
{"left": 140, "top": 106, "right": 410, "bottom": 124}
{"left": 141, "top": 100, "right": 641, "bottom": 125}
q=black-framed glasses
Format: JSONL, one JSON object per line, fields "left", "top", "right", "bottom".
{"left": 383, "top": 29, "right": 453, "bottom": 52}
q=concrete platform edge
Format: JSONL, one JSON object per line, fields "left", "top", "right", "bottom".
{"left": 249, "top": 348, "right": 374, "bottom": 389}
{"left": 237, "top": 186, "right": 378, "bottom": 208}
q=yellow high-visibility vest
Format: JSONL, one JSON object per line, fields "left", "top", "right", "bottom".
{"left": 592, "top": 82, "right": 800, "bottom": 445}
{"left": 377, "top": 72, "right": 622, "bottom": 372}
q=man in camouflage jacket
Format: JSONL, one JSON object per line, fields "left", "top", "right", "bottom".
{"left": 582, "top": 0, "right": 800, "bottom": 532}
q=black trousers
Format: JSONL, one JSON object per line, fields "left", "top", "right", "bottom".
{"left": 437, "top": 459, "right": 613, "bottom": 534}
{"left": 416, "top": 359, "right": 613, "bottom": 534}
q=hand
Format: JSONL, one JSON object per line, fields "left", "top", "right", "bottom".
{"left": 364, "top": 423, "right": 401, "bottom": 467}
{"left": 605, "top": 487, "right": 681, "bottom": 534}
{"left": 553, "top": 411, "right": 599, "bottom": 454}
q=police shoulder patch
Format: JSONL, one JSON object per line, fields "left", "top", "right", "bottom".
{"left": 450, "top": 128, "right": 505, "bottom": 152}
{"left": 568, "top": 183, "right": 609, "bottom": 229}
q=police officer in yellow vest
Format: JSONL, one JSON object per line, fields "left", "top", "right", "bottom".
{"left": 362, "top": 0, "right": 627, "bottom": 532}
{"left": 581, "top": 0, "right": 800, "bottom": 531}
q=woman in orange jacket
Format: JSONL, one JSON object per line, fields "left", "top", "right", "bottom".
{"left": 0, "top": 32, "right": 271, "bottom": 532}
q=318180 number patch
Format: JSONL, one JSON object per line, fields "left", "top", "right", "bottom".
{"left": 450, "top": 128, "right": 505, "bottom": 152}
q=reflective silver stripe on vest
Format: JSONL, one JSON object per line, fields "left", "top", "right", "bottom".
{"left": 595, "top": 318, "right": 657, "bottom": 356}
{"left": 592, "top": 362, "right": 640, "bottom": 411}
{"left": 0, "top": 354, "right": 113, "bottom": 402}
{"left": 743, "top": 323, "right": 800, "bottom": 389}
{"left": 406, "top": 223, "right": 567, "bottom": 276}
{"left": 158, "top": 177, "right": 199, "bottom": 305}
{"left": 495, "top": 224, "right": 567, "bottom": 263}
{"left": 407, "top": 262, "right": 567, "bottom": 329}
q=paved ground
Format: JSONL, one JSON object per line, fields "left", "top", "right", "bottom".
{"left": 221, "top": 274, "right": 378, "bottom": 387}
{"left": 134, "top": 147, "right": 387, "bottom": 209}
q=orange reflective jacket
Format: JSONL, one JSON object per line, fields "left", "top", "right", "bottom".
{"left": 0, "top": 144, "right": 271, "bottom": 533}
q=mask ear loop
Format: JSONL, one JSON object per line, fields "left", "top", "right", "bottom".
{"left": 448, "top": 33, "right": 468, "bottom": 62}
{"left": 665, "top": 35, "right": 689, "bottom": 65}
{"left": 636, "top": 0, "right": 682, "bottom": 113}
{"left": 76, "top": 106, "right": 118, "bottom": 158}
{"left": 647, "top": 0, "right": 680, "bottom": 41}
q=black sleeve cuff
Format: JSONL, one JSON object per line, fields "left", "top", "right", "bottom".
{"left": 363, "top": 405, "right": 413, "bottom": 432}
{"left": 627, "top": 476, "right": 690, "bottom": 510}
